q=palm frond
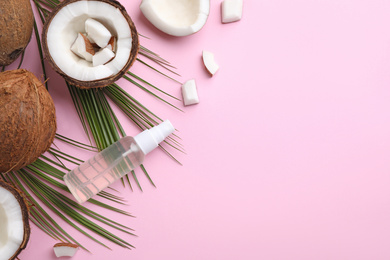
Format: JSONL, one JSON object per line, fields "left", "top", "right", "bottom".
{"left": 2, "top": 150, "right": 135, "bottom": 250}
{"left": 0, "top": 0, "right": 184, "bottom": 251}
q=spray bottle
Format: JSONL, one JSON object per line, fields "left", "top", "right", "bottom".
{"left": 64, "top": 120, "right": 175, "bottom": 204}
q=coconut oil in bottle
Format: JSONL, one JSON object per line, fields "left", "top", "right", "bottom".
{"left": 64, "top": 120, "right": 175, "bottom": 204}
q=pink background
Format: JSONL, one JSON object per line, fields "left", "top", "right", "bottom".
{"left": 12, "top": 0, "right": 390, "bottom": 259}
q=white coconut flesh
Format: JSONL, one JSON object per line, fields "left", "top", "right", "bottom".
{"left": 53, "top": 243, "right": 79, "bottom": 257}
{"left": 71, "top": 33, "right": 94, "bottom": 62}
{"left": 46, "top": 0, "right": 133, "bottom": 81}
{"left": 140, "top": 0, "right": 210, "bottom": 36}
{"left": 0, "top": 187, "right": 25, "bottom": 259}
{"left": 202, "top": 50, "right": 219, "bottom": 75}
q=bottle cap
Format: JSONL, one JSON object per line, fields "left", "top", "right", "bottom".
{"left": 134, "top": 120, "right": 175, "bottom": 155}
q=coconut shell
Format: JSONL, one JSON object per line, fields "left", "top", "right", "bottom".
{"left": 0, "top": 0, "right": 34, "bottom": 66}
{"left": 0, "top": 69, "right": 57, "bottom": 173}
{"left": 42, "top": 0, "right": 139, "bottom": 89}
{"left": 0, "top": 180, "right": 30, "bottom": 260}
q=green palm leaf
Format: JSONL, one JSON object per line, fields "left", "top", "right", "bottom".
{"left": 0, "top": 0, "right": 184, "bottom": 251}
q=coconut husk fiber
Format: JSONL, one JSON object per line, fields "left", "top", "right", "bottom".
{"left": 0, "top": 69, "right": 56, "bottom": 173}
{"left": 0, "top": 0, "right": 34, "bottom": 66}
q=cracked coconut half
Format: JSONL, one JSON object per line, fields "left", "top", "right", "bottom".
{"left": 0, "top": 181, "right": 30, "bottom": 260}
{"left": 42, "top": 0, "right": 139, "bottom": 88}
{"left": 140, "top": 0, "right": 210, "bottom": 36}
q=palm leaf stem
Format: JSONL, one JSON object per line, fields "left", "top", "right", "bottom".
{"left": 55, "top": 134, "right": 97, "bottom": 152}
{"left": 48, "top": 148, "right": 84, "bottom": 165}
{"left": 137, "top": 58, "right": 182, "bottom": 84}
{"left": 138, "top": 51, "right": 181, "bottom": 77}
{"left": 67, "top": 83, "right": 94, "bottom": 145}
{"left": 139, "top": 45, "right": 176, "bottom": 69}
{"left": 104, "top": 85, "right": 157, "bottom": 129}
{"left": 32, "top": 19, "right": 48, "bottom": 89}
{"left": 17, "top": 50, "right": 26, "bottom": 69}
{"left": 130, "top": 171, "right": 142, "bottom": 191}
{"left": 127, "top": 71, "right": 181, "bottom": 101}
{"left": 122, "top": 74, "right": 183, "bottom": 112}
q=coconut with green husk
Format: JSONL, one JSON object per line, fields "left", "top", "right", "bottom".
{"left": 0, "top": 180, "right": 30, "bottom": 259}
{"left": 0, "top": 69, "right": 57, "bottom": 173}
{"left": 0, "top": 0, "right": 34, "bottom": 66}
{"left": 42, "top": 0, "right": 139, "bottom": 89}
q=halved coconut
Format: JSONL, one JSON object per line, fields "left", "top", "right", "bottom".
{"left": 0, "top": 181, "right": 30, "bottom": 260}
{"left": 42, "top": 0, "right": 139, "bottom": 88}
{"left": 140, "top": 0, "right": 210, "bottom": 36}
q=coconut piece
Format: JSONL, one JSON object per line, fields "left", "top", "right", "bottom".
{"left": 221, "top": 0, "right": 243, "bottom": 23}
{"left": 0, "top": 0, "right": 34, "bottom": 66}
{"left": 93, "top": 47, "right": 115, "bottom": 66}
{"left": 182, "top": 79, "right": 199, "bottom": 106}
{"left": 42, "top": 0, "right": 139, "bottom": 88}
{"left": 71, "top": 33, "right": 95, "bottom": 62}
{"left": 202, "top": 51, "right": 219, "bottom": 76}
{"left": 0, "top": 69, "right": 57, "bottom": 172}
{"left": 86, "top": 34, "right": 96, "bottom": 44}
{"left": 85, "top": 18, "right": 112, "bottom": 48}
{"left": 53, "top": 243, "right": 79, "bottom": 257}
{"left": 0, "top": 180, "right": 30, "bottom": 260}
{"left": 106, "top": 36, "right": 117, "bottom": 52}
{"left": 140, "top": 0, "right": 210, "bottom": 37}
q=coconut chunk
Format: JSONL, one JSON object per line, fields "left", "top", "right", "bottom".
{"left": 53, "top": 243, "right": 79, "bottom": 257}
{"left": 106, "top": 36, "right": 116, "bottom": 51}
{"left": 86, "top": 34, "right": 96, "bottom": 44}
{"left": 105, "top": 37, "right": 131, "bottom": 71}
{"left": 71, "top": 33, "right": 95, "bottom": 62}
{"left": 85, "top": 18, "right": 112, "bottom": 48}
{"left": 222, "top": 0, "right": 243, "bottom": 23}
{"left": 93, "top": 47, "right": 115, "bottom": 66}
{"left": 202, "top": 51, "right": 219, "bottom": 76}
{"left": 182, "top": 79, "right": 199, "bottom": 106}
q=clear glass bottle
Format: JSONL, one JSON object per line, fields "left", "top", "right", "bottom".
{"left": 64, "top": 120, "right": 174, "bottom": 204}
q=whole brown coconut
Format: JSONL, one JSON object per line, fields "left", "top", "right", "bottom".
{"left": 0, "top": 69, "right": 57, "bottom": 173}
{"left": 0, "top": 180, "right": 30, "bottom": 260}
{"left": 42, "top": 0, "right": 139, "bottom": 89}
{"left": 0, "top": 0, "right": 34, "bottom": 66}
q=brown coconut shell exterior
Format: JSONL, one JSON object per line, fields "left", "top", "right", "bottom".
{"left": 0, "top": 69, "right": 57, "bottom": 173}
{"left": 0, "top": 0, "right": 34, "bottom": 66}
{"left": 0, "top": 180, "right": 30, "bottom": 260}
{"left": 54, "top": 242, "right": 79, "bottom": 248}
{"left": 42, "top": 0, "right": 140, "bottom": 89}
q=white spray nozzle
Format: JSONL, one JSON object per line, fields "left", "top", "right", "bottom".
{"left": 134, "top": 120, "right": 175, "bottom": 155}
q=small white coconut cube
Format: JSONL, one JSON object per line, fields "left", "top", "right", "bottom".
{"left": 93, "top": 47, "right": 115, "bottom": 66}
{"left": 182, "top": 79, "right": 199, "bottom": 106}
{"left": 85, "top": 18, "right": 112, "bottom": 48}
{"left": 222, "top": 0, "right": 243, "bottom": 23}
